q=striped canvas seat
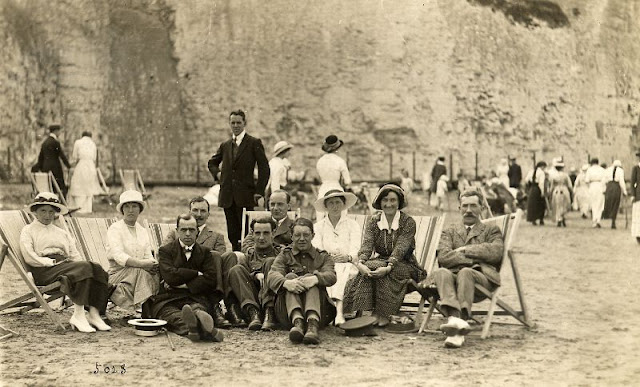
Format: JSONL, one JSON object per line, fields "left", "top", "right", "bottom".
{"left": 147, "top": 222, "right": 175, "bottom": 256}
{"left": 0, "top": 210, "right": 67, "bottom": 330}
{"left": 65, "top": 217, "right": 118, "bottom": 271}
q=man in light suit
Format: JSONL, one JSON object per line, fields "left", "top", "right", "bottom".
{"left": 429, "top": 189, "right": 504, "bottom": 348}
{"left": 163, "top": 196, "right": 232, "bottom": 328}
{"left": 208, "top": 110, "right": 270, "bottom": 252}
{"left": 34, "top": 124, "right": 71, "bottom": 198}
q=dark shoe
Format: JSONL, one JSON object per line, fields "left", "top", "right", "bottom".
{"left": 596, "top": 223, "right": 601, "bottom": 228}
{"left": 289, "top": 318, "right": 305, "bottom": 344}
{"left": 557, "top": 222, "right": 562, "bottom": 227}
{"left": 195, "top": 310, "right": 224, "bottom": 342}
{"left": 181, "top": 305, "right": 200, "bottom": 342}
{"left": 539, "top": 220, "right": 544, "bottom": 226}
{"left": 226, "top": 303, "right": 247, "bottom": 328}
{"left": 261, "top": 307, "right": 277, "bottom": 331}
{"left": 562, "top": 220, "right": 567, "bottom": 227}
{"left": 246, "top": 306, "right": 262, "bottom": 331}
{"left": 611, "top": 223, "right": 617, "bottom": 229}
{"left": 581, "top": 214, "right": 588, "bottom": 219}
{"left": 303, "top": 319, "right": 320, "bottom": 345}
{"left": 212, "top": 303, "right": 232, "bottom": 329}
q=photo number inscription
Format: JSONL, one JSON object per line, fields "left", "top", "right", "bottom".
{"left": 93, "top": 362, "right": 126, "bottom": 374}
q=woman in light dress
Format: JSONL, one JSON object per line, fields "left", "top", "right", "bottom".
{"left": 316, "top": 135, "right": 351, "bottom": 219}
{"left": 572, "top": 164, "right": 591, "bottom": 218}
{"left": 549, "top": 159, "right": 573, "bottom": 227}
{"left": 312, "top": 189, "right": 361, "bottom": 325}
{"left": 68, "top": 131, "right": 101, "bottom": 213}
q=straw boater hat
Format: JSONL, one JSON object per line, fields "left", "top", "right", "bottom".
{"left": 321, "top": 135, "right": 344, "bottom": 153}
{"left": 116, "top": 190, "right": 146, "bottom": 213}
{"left": 272, "top": 141, "right": 293, "bottom": 157}
{"left": 372, "top": 184, "right": 407, "bottom": 210}
{"left": 28, "top": 192, "right": 68, "bottom": 215}
{"left": 553, "top": 158, "right": 565, "bottom": 168}
{"left": 313, "top": 189, "right": 358, "bottom": 213}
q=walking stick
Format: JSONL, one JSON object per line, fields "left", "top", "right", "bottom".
{"left": 162, "top": 328, "right": 175, "bottom": 351}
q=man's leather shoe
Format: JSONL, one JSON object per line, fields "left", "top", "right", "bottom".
{"left": 194, "top": 310, "right": 224, "bottom": 342}
{"left": 444, "top": 334, "right": 465, "bottom": 348}
{"left": 181, "top": 305, "right": 200, "bottom": 342}
{"left": 261, "top": 307, "right": 277, "bottom": 331}
{"left": 226, "top": 303, "right": 247, "bottom": 328}
{"left": 212, "top": 303, "right": 232, "bottom": 329}
{"left": 246, "top": 306, "right": 262, "bottom": 331}
{"left": 302, "top": 318, "right": 320, "bottom": 345}
{"left": 289, "top": 318, "right": 305, "bottom": 343}
{"left": 439, "top": 316, "right": 471, "bottom": 336}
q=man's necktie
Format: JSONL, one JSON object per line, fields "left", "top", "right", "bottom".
{"left": 232, "top": 137, "right": 238, "bottom": 159}
{"left": 465, "top": 227, "right": 472, "bottom": 236}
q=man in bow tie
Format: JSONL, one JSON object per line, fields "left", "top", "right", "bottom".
{"left": 149, "top": 214, "right": 224, "bottom": 342}
{"left": 427, "top": 189, "right": 504, "bottom": 348}
{"left": 208, "top": 110, "right": 270, "bottom": 252}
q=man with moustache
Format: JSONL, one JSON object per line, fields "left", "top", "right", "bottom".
{"left": 423, "top": 189, "right": 504, "bottom": 348}
{"left": 242, "top": 190, "right": 294, "bottom": 251}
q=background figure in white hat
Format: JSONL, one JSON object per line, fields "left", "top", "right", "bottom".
{"left": 106, "top": 190, "right": 159, "bottom": 315}
{"left": 549, "top": 159, "right": 573, "bottom": 227}
{"left": 267, "top": 141, "right": 293, "bottom": 201}
{"left": 602, "top": 160, "right": 627, "bottom": 229}
{"left": 572, "top": 164, "right": 591, "bottom": 218}
{"left": 311, "top": 189, "right": 361, "bottom": 325}
{"left": 316, "top": 135, "right": 351, "bottom": 219}
{"left": 496, "top": 158, "right": 509, "bottom": 188}
{"left": 68, "top": 131, "right": 101, "bottom": 213}
{"left": 585, "top": 158, "right": 606, "bottom": 228}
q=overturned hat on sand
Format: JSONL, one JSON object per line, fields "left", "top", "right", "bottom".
{"left": 272, "top": 141, "right": 293, "bottom": 157}
{"left": 340, "top": 316, "right": 377, "bottom": 337}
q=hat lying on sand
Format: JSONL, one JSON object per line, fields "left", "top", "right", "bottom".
{"left": 116, "top": 190, "right": 146, "bottom": 213}
{"left": 340, "top": 316, "right": 377, "bottom": 337}
{"left": 313, "top": 189, "right": 358, "bottom": 213}
{"left": 28, "top": 192, "right": 68, "bottom": 215}
{"left": 128, "top": 319, "right": 167, "bottom": 337}
{"left": 384, "top": 315, "right": 417, "bottom": 334}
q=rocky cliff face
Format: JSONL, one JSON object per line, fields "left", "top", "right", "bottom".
{"left": 1, "top": 0, "right": 638, "bottom": 183}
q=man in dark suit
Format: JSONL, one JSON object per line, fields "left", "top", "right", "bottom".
{"left": 34, "top": 124, "right": 71, "bottom": 197}
{"left": 631, "top": 151, "right": 640, "bottom": 244}
{"left": 508, "top": 156, "right": 523, "bottom": 189}
{"left": 241, "top": 190, "right": 294, "bottom": 251}
{"left": 208, "top": 110, "right": 270, "bottom": 252}
{"left": 150, "top": 214, "right": 224, "bottom": 342}
{"left": 163, "top": 196, "right": 232, "bottom": 328}
{"left": 429, "top": 189, "right": 504, "bottom": 348}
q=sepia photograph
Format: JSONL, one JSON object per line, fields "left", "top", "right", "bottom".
{"left": 0, "top": 0, "right": 639, "bottom": 385}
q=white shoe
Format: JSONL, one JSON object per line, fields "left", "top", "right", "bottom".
{"left": 439, "top": 316, "right": 471, "bottom": 336}
{"left": 69, "top": 315, "right": 96, "bottom": 333}
{"left": 335, "top": 315, "right": 346, "bottom": 326}
{"left": 444, "top": 335, "right": 465, "bottom": 348}
{"left": 87, "top": 315, "right": 112, "bottom": 331}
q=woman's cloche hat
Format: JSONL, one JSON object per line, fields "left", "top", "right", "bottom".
{"left": 272, "top": 141, "right": 293, "bottom": 157}
{"left": 28, "top": 192, "right": 68, "bottom": 215}
{"left": 116, "top": 190, "right": 146, "bottom": 213}
{"left": 313, "top": 189, "right": 358, "bottom": 213}
{"left": 321, "top": 135, "right": 344, "bottom": 153}
{"left": 372, "top": 184, "right": 407, "bottom": 210}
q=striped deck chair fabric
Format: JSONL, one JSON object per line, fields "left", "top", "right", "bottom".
{"left": 147, "top": 222, "right": 175, "bottom": 256}
{"left": 240, "top": 209, "right": 300, "bottom": 242}
{"left": 65, "top": 217, "right": 117, "bottom": 271}
{"left": 0, "top": 210, "right": 67, "bottom": 330}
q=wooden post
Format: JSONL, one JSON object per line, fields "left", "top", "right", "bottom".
{"left": 20, "top": 147, "right": 25, "bottom": 183}
{"left": 196, "top": 147, "right": 200, "bottom": 184}
{"left": 389, "top": 152, "right": 393, "bottom": 181}
{"left": 532, "top": 151, "right": 536, "bottom": 168}
{"left": 412, "top": 152, "right": 416, "bottom": 181}
{"left": 111, "top": 147, "right": 117, "bottom": 186}
{"left": 475, "top": 151, "right": 478, "bottom": 180}
{"left": 449, "top": 151, "right": 453, "bottom": 179}
{"left": 7, "top": 146, "right": 11, "bottom": 181}
{"left": 177, "top": 149, "right": 182, "bottom": 181}
{"left": 587, "top": 153, "right": 590, "bottom": 164}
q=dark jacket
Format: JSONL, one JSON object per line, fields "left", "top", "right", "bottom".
{"left": 437, "top": 222, "right": 504, "bottom": 286}
{"left": 241, "top": 216, "right": 293, "bottom": 255}
{"left": 267, "top": 246, "right": 336, "bottom": 294}
{"left": 163, "top": 224, "right": 226, "bottom": 254}
{"left": 34, "top": 135, "right": 70, "bottom": 181}
{"left": 508, "top": 163, "right": 523, "bottom": 188}
{"left": 632, "top": 165, "right": 640, "bottom": 202}
{"left": 207, "top": 134, "right": 270, "bottom": 208}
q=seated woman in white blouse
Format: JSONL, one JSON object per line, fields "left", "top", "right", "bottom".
{"left": 20, "top": 192, "right": 111, "bottom": 332}
{"left": 311, "top": 189, "right": 361, "bottom": 325}
{"left": 106, "top": 190, "right": 159, "bottom": 314}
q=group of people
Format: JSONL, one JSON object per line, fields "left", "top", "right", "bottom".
{"left": 525, "top": 155, "right": 638, "bottom": 236}
{"left": 18, "top": 110, "right": 513, "bottom": 349}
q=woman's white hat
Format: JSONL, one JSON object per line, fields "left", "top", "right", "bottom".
{"left": 313, "top": 189, "right": 358, "bottom": 213}
{"left": 116, "top": 190, "right": 145, "bottom": 213}
{"left": 613, "top": 160, "right": 622, "bottom": 167}
{"left": 272, "top": 141, "right": 293, "bottom": 157}
{"left": 28, "top": 192, "right": 68, "bottom": 215}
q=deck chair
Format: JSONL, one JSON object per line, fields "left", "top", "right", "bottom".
{"left": 119, "top": 169, "right": 150, "bottom": 200}
{"left": 65, "top": 217, "right": 117, "bottom": 271}
{"left": 29, "top": 171, "right": 70, "bottom": 207}
{"left": 419, "top": 210, "right": 533, "bottom": 338}
{"left": 95, "top": 168, "right": 114, "bottom": 205}
{"left": 0, "top": 210, "right": 67, "bottom": 330}
{"left": 147, "top": 222, "right": 175, "bottom": 257}
{"left": 346, "top": 213, "right": 446, "bottom": 323}
{"left": 240, "top": 209, "right": 301, "bottom": 242}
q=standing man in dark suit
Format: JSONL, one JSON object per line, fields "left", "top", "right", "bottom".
{"left": 631, "top": 151, "right": 640, "bottom": 244}
{"left": 34, "top": 124, "right": 71, "bottom": 198}
{"left": 208, "top": 110, "right": 270, "bottom": 252}
{"left": 425, "top": 189, "right": 503, "bottom": 348}
{"left": 508, "top": 156, "right": 523, "bottom": 189}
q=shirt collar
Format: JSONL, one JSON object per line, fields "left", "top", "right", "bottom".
{"left": 232, "top": 130, "right": 246, "bottom": 144}
{"left": 198, "top": 224, "right": 206, "bottom": 233}
{"left": 49, "top": 133, "right": 58, "bottom": 140}
{"left": 377, "top": 211, "right": 401, "bottom": 231}
{"left": 273, "top": 216, "right": 287, "bottom": 227}
{"left": 179, "top": 239, "right": 195, "bottom": 251}
{"left": 291, "top": 246, "right": 319, "bottom": 259}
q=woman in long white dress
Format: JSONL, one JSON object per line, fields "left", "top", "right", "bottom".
{"left": 572, "top": 164, "right": 590, "bottom": 218}
{"left": 312, "top": 189, "right": 361, "bottom": 325}
{"left": 68, "top": 132, "right": 101, "bottom": 213}
{"left": 316, "top": 135, "right": 352, "bottom": 219}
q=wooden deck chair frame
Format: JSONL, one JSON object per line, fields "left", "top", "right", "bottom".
{"left": 240, "top": 209, "right": 301, "bottom": 242}
{"left": 95, "top": 168, "right": 114, "bottom": 205}
{"left": 118, "top": 169, "right": 150, "bottom": 200}
{"left": 419, "top": 210, "right": 533, "bottom": 338}
{"left": 0, "top": 210, "right": 67, "bottom": 330}
{"left": 65, "top": 217, "right": 118, "bottom": 272}
{"left": 29, "top": 171, "right": 70, "bottom": 207}
{"left": 346, "top": 213, "right": 446, "bottom": 324}
{"left": 147, "top": 222, "right": 175, "bottom": 257}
